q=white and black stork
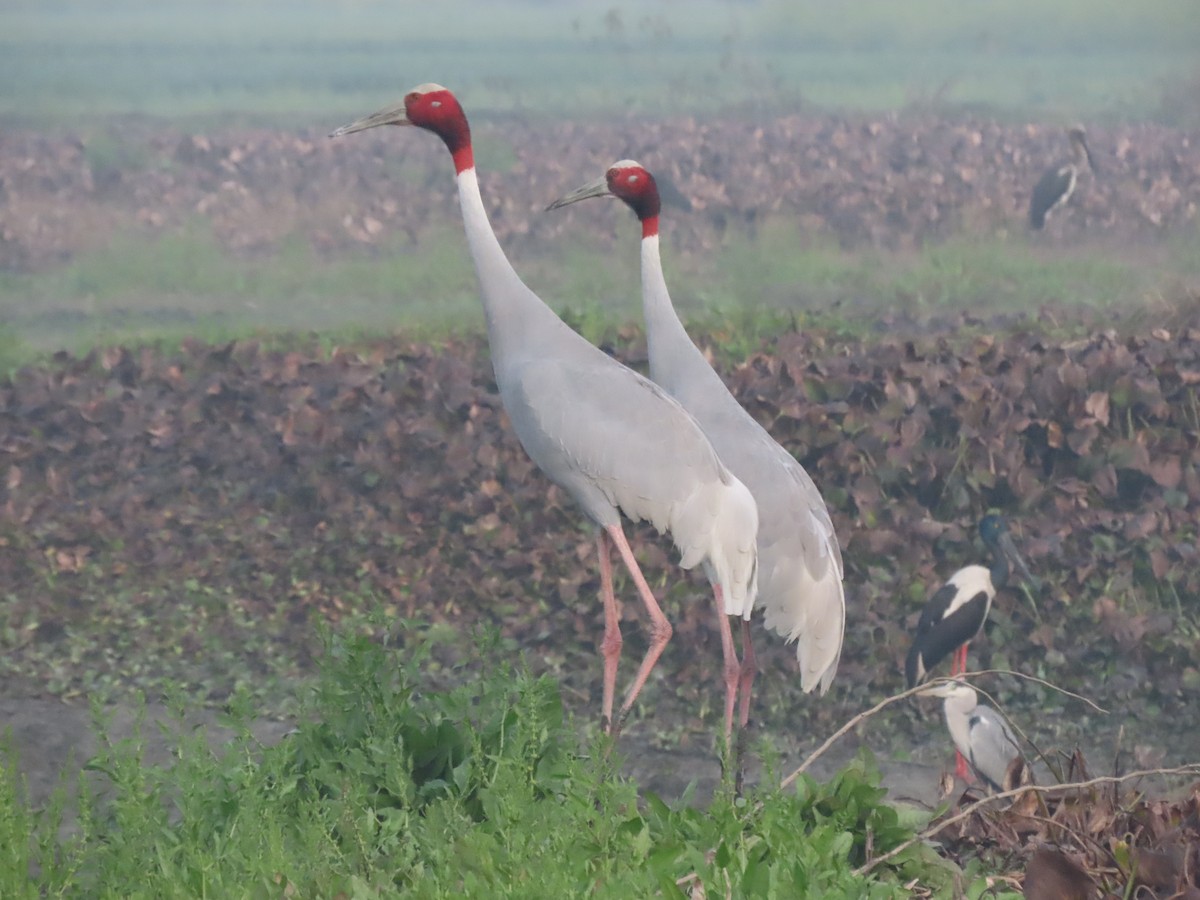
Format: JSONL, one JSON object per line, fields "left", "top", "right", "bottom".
{"left": 905, "top": 515, "right": 1035, "bottom": 688}
{"left": 1028, "top": 126, "right": 1095, "bottom": 230}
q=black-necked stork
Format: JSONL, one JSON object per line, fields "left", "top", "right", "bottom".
{"left": 906, "top": 515, "right": 1034, "bottom": 688}
{"left": 921, "top": 680, "right": 1026, "bottom": 792}
{"left": 1028, "top": 126, "right": 1095, "bottom": 230}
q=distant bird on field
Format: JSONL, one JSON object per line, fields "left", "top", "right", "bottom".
{"left": 906, "top": 514, "right": 1035, "bottom": 779}
{"left": 548, "top": 160, "right": 845, "bottom": 731}
{"left": 1029, "top": 126, "right": 1095, "bottom": 230}
{"left": 921, "top": 680, "right": 1026, "bottom": 793}
{"left": 330, "top": 87, "right": 759, "bottom": 741}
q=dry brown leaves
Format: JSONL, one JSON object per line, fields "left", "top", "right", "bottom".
{"left": 1, "top": 323, "right": 1198, "bottom": 715}
{"left": 939, "top": 770, "right": 1200, "bottom": 899}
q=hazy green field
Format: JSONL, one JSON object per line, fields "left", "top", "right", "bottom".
{"left": 2, "top": 0, "right": 1196, "bottom": 125}
{"left": 3, "top": 222, "right": 1197, "bottom": 369}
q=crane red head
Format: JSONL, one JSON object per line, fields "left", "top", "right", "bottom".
{"left": 547, "top": 159, "right": 662, "bottom": 238}
{"left": 330, "top": 83, "right": 474, "bottom": 173}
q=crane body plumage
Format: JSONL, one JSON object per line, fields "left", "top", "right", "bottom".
{"left": 645, "top": 236, "right": 845, "bottom": 691}
{"left": 550, "top": 161, "right": 845, "bottom": 711}
{"left": 460, "top": 168, "right": 758, "bottom": 612}
{"left": 332, "top": 87, "right": 759, "bottom": 739}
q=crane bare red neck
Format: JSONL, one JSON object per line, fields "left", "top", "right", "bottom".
{"left": 607, "top": 166, "right": 661, "bottom": 239}
{"left": 407, "top": 90, "right": 475, "bottom": 174}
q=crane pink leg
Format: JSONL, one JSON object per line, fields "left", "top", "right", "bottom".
{"left": 711, "top": 584, "right": 740, "bottom": 740}
{"left": 737, "top": 619, "right": 756, "bottom": 730}
{"left": 595, "top": 529, "right": 622, "bottom": 734}
{"left": 607, "top": 524, "right": 673, "bottom": 733}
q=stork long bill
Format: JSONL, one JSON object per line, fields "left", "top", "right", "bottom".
{"left": 997, "top": 531, "right": 1040, "bottom": 591}
{"left": 329, "top": 102, "right": 411, "bottom": 138}
{"left": 546, "top": 176, "right": 612, "bottom": 211}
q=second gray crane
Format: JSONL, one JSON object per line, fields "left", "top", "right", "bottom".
{"left": 550, "top": 160, "right": 846, "bottom": 730}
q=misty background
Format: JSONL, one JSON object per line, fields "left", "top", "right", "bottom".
{"left": 3, "top": 0, "right": 1198, "bottom": 125}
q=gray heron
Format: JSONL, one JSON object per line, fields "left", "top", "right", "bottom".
{"left": 331, "top": 87, "right": 760, "bottom": 741}
{"left": 1029, "top": 126, "right": 1095, "bottom": 230}
{"left": 548, "top": 160, "right": 845, "bottom": 731}
{"left": 921, "top": 680, "right": 1025, "bottom": 793}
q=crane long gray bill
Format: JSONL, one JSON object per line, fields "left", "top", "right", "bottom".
{"left": 330, "top": 102, "right": 412, "bottom": 138}
{"left": 546, "top": 176, "right": 612, "bottom": 210}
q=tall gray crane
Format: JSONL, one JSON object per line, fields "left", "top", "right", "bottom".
{"left": 1029, "top": 126, "right": 1095, "bottom": 230}
{"left": 921, "top": 680, "right": 1025, "bottom": 793}
{"left": 548, "top": 160, "right": 845, "bottom": 730}
{"left": 331, "top": 87, "right": 759, "bottom": 740}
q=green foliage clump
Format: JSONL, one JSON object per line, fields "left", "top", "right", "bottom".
{"left": 0, "top": 631, "right": 958, "bottom": 897}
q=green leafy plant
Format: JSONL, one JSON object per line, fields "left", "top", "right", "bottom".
{"left": 0, "top": 630, "right": 950, "bottom": 896}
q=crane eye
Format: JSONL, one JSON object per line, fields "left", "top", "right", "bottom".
{"left": 627, "top": 175, "right": 639, "bottom": 184}
{"left": 431, "top": 100, "right": 442, "bottom": 108}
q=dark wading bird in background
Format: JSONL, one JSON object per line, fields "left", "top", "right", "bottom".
{"left": 1029, "top": 125, "right": 1096, "bottom": 230}
{"left": 331, "top": 86, "right": 759, "bottom": 742}
{"left": 548, "top": 160, "right": 845, "bottom": 735}
{"left": 906, "top": 515, "right": 1036, "bottom": 778}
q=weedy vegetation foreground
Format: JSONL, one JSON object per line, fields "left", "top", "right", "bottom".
{"left": 0, "top": 631, "right": 990, "bottom": 898}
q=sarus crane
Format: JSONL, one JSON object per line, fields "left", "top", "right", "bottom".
{"left": 548, "top": 160, "right": 845, "bottom": 732}
{"left": 921, "top": 680, "right": 1026, "bottom": 793}
{"left": 1029, "top": 126, "right": 1095, "bottom": 230}
{"left": 330, "top": 87, "right": 759, "bottom": 740}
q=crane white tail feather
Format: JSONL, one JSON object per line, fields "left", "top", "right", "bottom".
{"left": 594, "top": 453, "right": 759, "bottom": 620}
{"left": 759, "top": 532, "right": 845, "bottom": 693}
{"left": 690, "top": 475, "right": 759, "bottom": 620}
